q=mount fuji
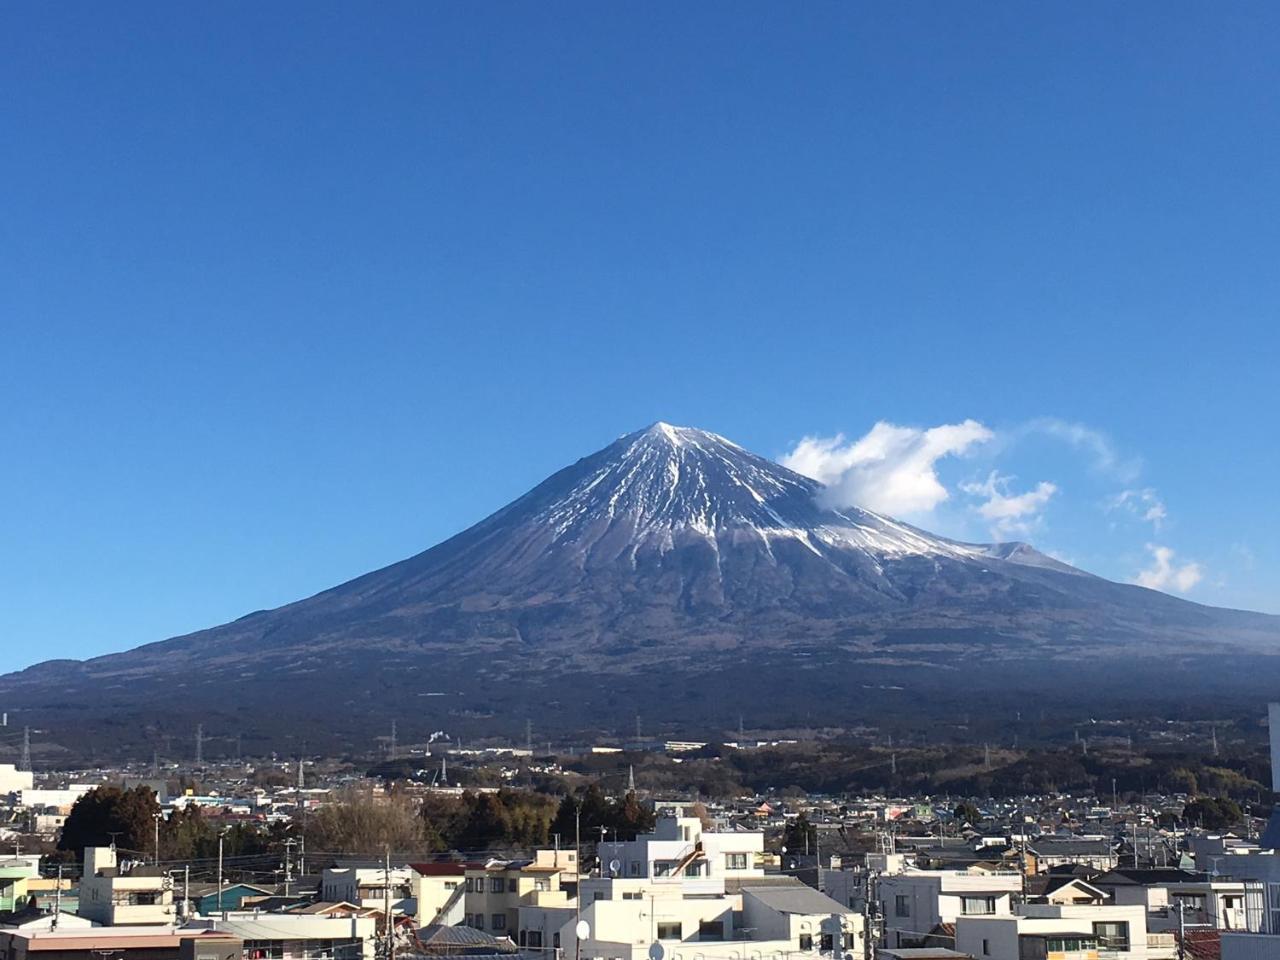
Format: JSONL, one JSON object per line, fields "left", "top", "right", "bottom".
{"left": 4, "top": 422, "right": 1279, "bottom": 756}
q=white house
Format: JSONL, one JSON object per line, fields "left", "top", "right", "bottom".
{"left": 597, "top": 815, "right": 763, "bottom": 881}
{"left": 184, "top": 912, "right": 379, "bottom": 960}
{"left": 78, "top": 847, "right": 177, "bottom": 926}
{"left": 878, "top": 870, "right": 1023, "bottom": 947}
{"left": 955, "top": 904, "right": 1171, "bottom": 960}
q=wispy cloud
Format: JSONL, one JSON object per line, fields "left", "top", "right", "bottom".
{"left": 1107, "top": 488, "right": 1168, "bottom": 531}
{"left": 1135, "top": 544, "right": 1203, "bottom": 593}
{"left": 781, "top": 420, "right": 993, "bottom": 516}
{"left": 1024, "top": 417, "right": 1142, "bottom": 483}
{"left": 961, "top": 471, "right": 1058, "bottom": 540}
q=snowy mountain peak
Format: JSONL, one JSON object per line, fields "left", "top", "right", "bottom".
{"left": 509, "top": 422, "right": 1025, "bottom": 566}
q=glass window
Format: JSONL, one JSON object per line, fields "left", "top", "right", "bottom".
{"left": 820, "top": 934, "right": 834, "bottom": 951}
{"left": 699, "top": 921, "right": 724, "bottom": 941}
{"left": 895, "top": 895, "right": 910, "bottom": 917}
{"left": 658, "top": 922, "right": 682, "bottom": 940}
{"left": 799, "top": 934, "right": 814, "bottom": 951}
{"left": 492, "top": 914, "right": 506, "bottom": 930}
{"left": 490, "top": 878, "right": 504, "bottom": 893}
{"left": 962, "top": 896, "right": 996, "bottom": 915}
{"left": 726, "top": 853, "right": 748, "bottom": 870}
{"left": 1093, "top": 922, "right": 1129, "bottom": 950}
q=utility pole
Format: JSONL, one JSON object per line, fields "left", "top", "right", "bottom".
{"left": 183, "top": 865, "right": 190, "bottom": 920}
{"left": 575, "top": 803, "right": 582, "bottom": 960}
{"left": 217, "top": 830, "right": 226, "bottom": 914}
{"left": 153, "top": 812, "right": 162, "bottom": 865}
{"left": 283, "top": 838, "right": 296, "bottom": 897}
{"left": 19, "top": 727, "right": 30, "bottom": 772}
{"left": 1177, "top": 899, "right": 1186, "bottom": 960}
{"left": 383, "top": 845, "right": 394, "bottom": 960}
{"left": 52, "top": 865, "right": 62, "bottom": 929}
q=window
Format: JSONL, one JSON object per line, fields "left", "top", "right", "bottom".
{"left": 982, "top": 940, "right": 989, "bottom": 956}
{"left": 726, "top": 853, "right": 748, "bottom": 870}
{"left": 509, "top": 878, "right": 520, "bottom": 892}
{"left": 528, "top": 932, "right": 543, "bottom": 948}
{"left": 799, "top": 934, "right": 814, "bottom": 951}
{"left": 622, "top": 892, "right": 643, "bottom": 901}
{"left": 492, "top": 914, "right": 506, "bottom": 931}
{"left": 699, "top": 921, "right": 724, "bottom": 941}
{"left": 490, "top": 878, "right": 504, "bottom": 893}
{"left": 631, "top": 861, "right": 643, "bottom": 877}
{"left": 962, "top": 896, "right": 996, "bottom": 915}
{"left": 655, "top": 862, "right": 672, "bottom": 877}
{"left": 594, "top": 891, "right": 610, "bottom": 902}
{"left": 895, "top": 895, "right": 910, "bottom": 917}
{"left": 843, "top": 933, "right": 857, "bottom": 949}
{"left": 474, "top": 915, "right": 484, "bottom": 930}
{"left": 553, "top": 933, "right": 561, "bottom": 949}
{"left": 535, "top": 879, "right": 550, "bottom": 892}
{"left": 1093, "top": 922, "right": 1129, "bottom": 951}
{"left": 132, "top": 892, "right": 159, "bottom": 906}
{"left": 464, "top": 914, "right": 472, "bottom": 926}
{"left": 658, "top": 922, "right": 682, "bottom": 941}
{"left": 1045, "top": 938, "right": 1095, "bottom": 952}
{"left": 820, "top": 934, "right": 834, "bottom": 951}
{"left": 465, "top": 878, "right": 474, "bottom": 892}
{"left": 445, "top": 881, "right": 458, "bottom": 890}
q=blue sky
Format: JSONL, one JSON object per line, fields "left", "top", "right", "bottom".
{"left": 2, "top": 2, "right": 1277, "bottom": 665}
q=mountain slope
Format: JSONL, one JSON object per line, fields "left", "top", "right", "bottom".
{"left": 4, "top": 422, "right": 1278, "bottom": 757}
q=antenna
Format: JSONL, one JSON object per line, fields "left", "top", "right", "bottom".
{"left": 19, "top": 726, "right": 30, "bottom": 772}
{"left": 195, "top": 724, "right": 204, "bottom": 767}
{"left": 297, "top": 756, "right": 305, "bottom": 791}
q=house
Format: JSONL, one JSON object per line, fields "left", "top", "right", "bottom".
{"left": 597, "top": 815, "right": 763, "bottom": 881}
{"left": 184, "top": 911, "right": 380, "bottom": 960}
{"left": 1027, "top": 841, "right": 1118, "bottom": 874}
{"left": 321, "top": 865, "right": 416, "bottom": 913}
{"left": 189, "top": 882, "right": 275, "bottom": 916}
{"left": 955, "top": 903, "right": 1171, "bottom": 960}
{"left": 78, "top": 847, "right": 177, "bottom": 926}
{"left": 0, "top": 858, "right": 43, "bottom": 913}
{"left": 463, "top": 851, "right": 573, "bottom": 937}
{"left": 1092, "top": 870, "right": 1248, "bottom": 933}
{"left": 878, "top": 870, "right": 1023, "bottom": 948}
{"left": 521, "top": 874, "right": 863, "bottom": 960}
{"left": 1026, "top": 877, "right": 1107, "bottom": 906}
{"left": 409, "top": 864, "right": 466, "bottom": 928}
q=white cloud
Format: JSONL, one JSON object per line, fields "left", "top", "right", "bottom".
{"left": 1025, "top": 418, "right": 1141, "bottom": 483}
{"left": 1135, "top": 544, "right": 1203, "bottom": 593}
{"left": 961, "top": 471, "right": 1058, "bottom": 540}
{"left": 1107, "top": 488, "right": 1167, "bottom": 531}
{"left": 781, "top": 419, "right": 993, "bottom": 516}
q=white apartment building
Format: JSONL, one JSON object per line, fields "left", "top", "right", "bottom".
{"left": 879, "top": 870, "right": 1023, "bottom": 947}
{"left": 0, "top": 765, "right": 34, "bottom": 798}
{"left": 521, "top": 875, "right": 862, "bottom": 960}
{"left": 598, "top": 815, "right": 764, "bottom": 881}
{"left": 78, "top": 847, "right": 177, "bottom": 926}
{"left": 955, "top": 904, "right": 1173, "bottom": 960}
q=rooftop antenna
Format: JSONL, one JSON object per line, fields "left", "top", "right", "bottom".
{"left": 19, "top": 726, "right": 30, "bottom": 772}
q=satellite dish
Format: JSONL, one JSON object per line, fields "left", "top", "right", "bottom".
{"left": 649, "top": 943, "right": 665, "bottom": 960}
{"left": 609, "top": 859, "right": 621, "bottom": 876}
{"left": 576, "top": 921, "right": 590, "bottom": 940}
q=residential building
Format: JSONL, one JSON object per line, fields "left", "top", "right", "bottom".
{"left": 186, "top": 910, "right": 379, "bottom": 960}
{"left": 409, "top": 863, "right": 466, "bottom": 927}
{"left": 955, "top": 904, "right": 1171, "bottom": 960}
{"left": 879, "top": 870, "right": 1022, "bottom": 948}
{"left": 78, "top": 847, "right": 177, "bottom": 926}
{"left": 320, "top": 866, "right": 415, "bottom": 913}
{"left": 463, "top": 851, "right": 573, "bottom": 936}
{"left": 597, "top": 815, "right": 763, "bottom": 881}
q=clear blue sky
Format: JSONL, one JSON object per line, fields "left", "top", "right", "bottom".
{"left": 2, "top": 2, "right": 1277, "bottom": 665}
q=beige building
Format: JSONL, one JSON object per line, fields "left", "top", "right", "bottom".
{"left": 410, "top": 863, "right": 467, "bottom": 927}
{"left": 78, "top": 847, "right": 177, "bottom": 926}
{"left": 464, "top": 849, "right": 576, "bottom": 937}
